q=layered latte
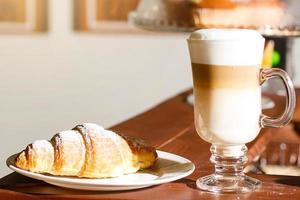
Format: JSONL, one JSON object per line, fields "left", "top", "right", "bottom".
{"left": 187, "top": 29, "right": 265, "bottom": 145}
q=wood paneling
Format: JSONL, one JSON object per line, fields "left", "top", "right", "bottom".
{"left": 0, "top": 0, "right": 26, "bottom": 22}
{"left": 0, "top": 0, "right": 47, "bottom": 32}
{"left": 96, "top": 0, "right": 139, "bottom": 21}
{"left": 74, "top": 0, "right": 139, "bottom": 31}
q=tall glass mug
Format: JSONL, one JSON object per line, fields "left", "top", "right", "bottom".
{"left": 187, "top": 29, "right": 296, "bottom": 193}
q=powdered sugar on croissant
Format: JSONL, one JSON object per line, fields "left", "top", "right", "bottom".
{"left": 15, "top": 123, "right": 157, "bottom": 178}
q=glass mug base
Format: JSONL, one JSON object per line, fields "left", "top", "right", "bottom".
{"left": 196, "top": 174, "right": 262, "bottom": 193}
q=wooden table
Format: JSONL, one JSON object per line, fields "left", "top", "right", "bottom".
{"left": 0, "top": 89, "right": 299, "bottom": 200}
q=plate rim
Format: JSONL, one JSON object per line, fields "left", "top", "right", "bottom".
{"left": 7, "top": 150, "right": 195, "bottom": 187}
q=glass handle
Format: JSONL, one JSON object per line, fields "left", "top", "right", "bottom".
{"left": 259, "top": 68, "right": 296, "bottom": 128}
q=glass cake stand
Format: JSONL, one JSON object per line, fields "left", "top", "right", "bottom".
{"left": 129, "top": 0, "right": 300, "bottom": 109}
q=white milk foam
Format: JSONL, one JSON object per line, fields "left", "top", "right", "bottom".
{"left": 188, "top": 29, "right": 265, "bottom": 146}
{"left": 188, "top": 29, "right": 265, "bottom": 66}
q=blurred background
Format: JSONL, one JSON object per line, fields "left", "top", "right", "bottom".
{"left": 0, "top": 0, "right": 192, "bottom": 177}
{"left": 0, "top": 0, "right": 299, "bottom": 177}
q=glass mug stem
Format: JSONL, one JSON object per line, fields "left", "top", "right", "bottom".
{"left": 211, "top": 145, "right": 247, "bottom": 178}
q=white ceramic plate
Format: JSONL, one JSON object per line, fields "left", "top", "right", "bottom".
{"left": 7, "top": 150, "right": 195, "bottom": 191}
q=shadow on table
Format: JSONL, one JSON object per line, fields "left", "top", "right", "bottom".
{"left": 275, "top": 177, "right": 300, "bottom": 187}
{"left": 174, "top": 178, "right": 197, "bottom": 189}
{"left": 0, "top": 172, "right": 158, "bottom": 195}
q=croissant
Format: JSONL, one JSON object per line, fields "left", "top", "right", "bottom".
{"left": 15, "top": 123, "right": 157, "bottom": 178}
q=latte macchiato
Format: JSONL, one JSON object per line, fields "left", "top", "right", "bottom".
{"left": 188, "top": 29, "right": 265, "bottom": 145}
{"left": 188, "top": 29, "right": 295, "bottom": 193}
